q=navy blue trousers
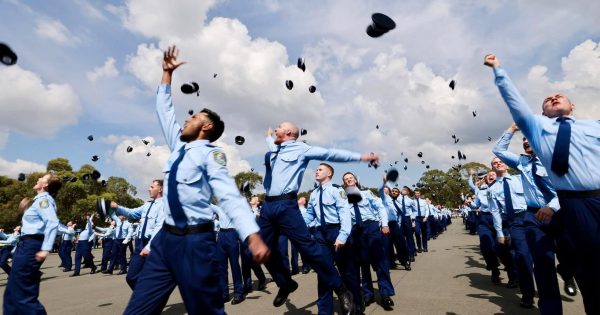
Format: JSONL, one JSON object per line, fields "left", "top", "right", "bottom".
{"left": 414, "top": 217, "right": 428, "bottom": 250}
{"left": 240, "top": 241, "right": 266, "bottom": 291}
{"left": 108, "top": 239, "right": 127, "bottom": 272}
{"left": 0, "top": 245, "right": 14, "bottom": 274}
{"left": 510, "top": 211, "right": 562, "bottom": 314}
{"left": 352, "top": 221, "right": 395, "bottom": 299}
{"left": 124, "top": 228, "right": 223, "bottom": 315}
{"left": 382, "top": 221, "right": 409, "bottom": 266}
{"left": 477, "top": 213, "right": 502, "bottom": 271}
{"left": 126, "top": 238, "right": 148, "bottom": 290}
{"left": 401, "top": 216, "right": 416, "bottom": 257}
{"left": 100, "top": 238, "right": 113, "bottom": 271}
{"left": 258, "top": 198, "right": 343, "bottom": 291}
{"left": 74, "top": 240, "right": 96, "bottom": 274}
{"left": 59, "top": 240, "right": 73, "bottom": 270}
{"left": 217, "top": 230, "right": 244, "bottom": 300}
{"left": 557, "top": 194, "right": 600, "bottom": 315}
{"left": 316, "top": 226, "right": 361, "bottom": 314}
{"left": 278, "top": 234, "right": 299, "bottom": 274}
{"left": 3, "top": 237, "right": 46, "bottom": 315}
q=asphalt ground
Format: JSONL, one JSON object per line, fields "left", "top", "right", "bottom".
{"left": 0, "top": 222, "right": 584, "bottom": 314}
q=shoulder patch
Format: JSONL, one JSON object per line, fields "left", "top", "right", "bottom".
{"left": 212, "top": 151, "right": 227, "bottom": 166}
{"left": 339, "top": 188, "right": 347, "bottom": 200}
{"left": 39, "top": 199, "right": 49, "bottom": 209}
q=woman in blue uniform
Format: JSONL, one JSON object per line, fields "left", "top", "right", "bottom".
{"left": 3, "top": 173, "right": 62, "bottom": 315}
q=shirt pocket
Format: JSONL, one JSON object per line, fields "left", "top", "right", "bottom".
{"left": 583, "top": 129, "right": 600, "bottom": 143}
{"left": 279, "top": 152, "right": 299, "bottom": 165}
{"left": 176, "top": 167, "right": 203, "bottom": 185}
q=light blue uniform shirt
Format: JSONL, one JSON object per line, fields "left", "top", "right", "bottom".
{"left": 469, "top": 177, "right": 492, "bottom": 212}
{"left": 304, "top": 182, "right": 352, "bottom": 243}
{"left": 379, "top": 186, "right": 400, "bottom": 224}
{"left": 413, "top": 198, "right": 430, "bottom": 218}
{"left": 396, "top": 195, "right": 416, "bottom": 220}
{"left": 21, "top": 192, "right": 59, "bottom": 251}
{"left": 299, "top": 206, "right": 318, "bottom": 228}
{"left": 110, "top": 213, "right": 133, "bottom": 241}
{"left": 488, "top": 175, "right": 528, "bottom": 238}
{"left": 348, "top": 190, "right": 388, "bottom": 227}
{"left": 263, "top": 137, "right": 361, "bottom": 196}
{"left": 493, "top": 67, "right": 600, "bottom": 191}
{"left": 95, "top": 226, "right": 115, "bottom": 239}
{"left": 493, "top": 131, "right": 561, "bottom": 211}
{"left": 0, "top": 232, "right": 20, "bottom": 246}
{"left": 156, "top": 84, "right": 259, "bottom": 241}
{"left": 78, "top": 217, "right": 94, "bottom": 243}
{"left": 212, "top": 205, "right": 235, "bottom": 230}
{"left": 117, "top": 198, "right": 165, "bottom": 250}
{"left": 58, "top": 225, "right": 75, "bottom": 241}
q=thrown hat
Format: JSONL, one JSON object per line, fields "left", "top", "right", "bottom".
{"left": 91, "top": 155, "right": 99, "bottom": 162}
{"left": 297, "top": 58, "right": 306, "bottom": 72}
{"left": 344, "top": 186, "right": 363, "bottom": 204}
{"left": 0, "top": 43, "right": 17, "bottom": 66}
{"left": 285, "top": 80, "right": 294, "bottom": 90}
{"left": 87, "top": 135, "right": 94, "bottom": 141}
{"left": 127, "top": 146, "right": 133, "bottom": 153}
{"left": 181, "top": 82, "right": 199, "bottom": 95}
{"left": 308, "top": 85, "right": 316, "bottom": 93}
{"left": 91, "top": 170, "right": 101, "bottom": 180}
{"left": 449, "top": 80, "right": 456, "bottom": 90}
{"left": 300, "top": 128, "right": 308, "bottom": 136}
{"left": 235, "top": 136, "right": 245, "bottom": 145}
{"left": 387, "top": 168, "right": 399, "bottom": 182}
{"left": 366, "top": 13, "right": 396, "bottom": 38}
{"left": 96, "top": 197, "right": 113, "bottom": 221}
{"left": 17, "top": 173, "right": 26, "bottom": 181}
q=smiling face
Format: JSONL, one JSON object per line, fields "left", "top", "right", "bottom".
{"left": 342, "top": 173, "right": 357, "bottom": 187}
{"left": 542, "top": 93, "right": 574, "bottom": 118}
{"left": 485, "top": 171, "right": 497, "bottom": 184}
{"left": 522, "top": 137, "right": 534, "bottom": 155}
{"left": 491, "top": 157, "right": 507, "bottom": 175}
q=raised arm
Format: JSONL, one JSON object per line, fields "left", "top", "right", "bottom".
{"left": 304, "top": 145, "right": 380, "bottom": 166}
{"left": 492, "top": 124, "right": 521, "bottom": 169}
{"left": 157, "top": 46, "right": 187, "bottom": 151}
{"left": 115, "top": 203, "right": 145, "bottom": 220}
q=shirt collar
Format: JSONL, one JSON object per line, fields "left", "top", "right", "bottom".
{"left": 184, "top": 139, "right": 211, "bottom": 149}
{"left": 34, "top": 192, "right": 50, "bottom": 200}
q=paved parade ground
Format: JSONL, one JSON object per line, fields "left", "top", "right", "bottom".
{"left": 0, "top": 223, "right": 584, "bottom": 314}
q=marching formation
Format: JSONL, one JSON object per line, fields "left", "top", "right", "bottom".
{"left": 0, "top": 47, "right": 597, "bottom": 315}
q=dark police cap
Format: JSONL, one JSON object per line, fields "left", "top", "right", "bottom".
{"left": 96, "top": 197, "right": 113, "bottom": 221}
{"left": 181, "top": 82, "right": 199, "bottom": 95}
{"left": 285, "top": 80, "right": 293, "bottom": 90}
{"left": 188, "top": 109, "right": 194, "bottom": 115}
{"left": 449, "top": 80, "right": 456, "bottom": 90}
{"left": 387, "top": 168, "right": 399, "bottom": 182}
{"left": 235, "top": 136, "right": 245, "bottom": 145}
{"left": 127, "top": 146, "right": 133, "bottom": 153}
{"left": 146, "top": 152, "right": 151, "bottom": 157}
{"left": 344, "top": 185, "right": 363, "bottom": 204}
{"left": 142, "top": 139, "right": 150, "bottom": 145}
{"left": 91, "top": 170, "right": 101, "bottom": 180}
{"left": 404, "top": 157, "right": 408, "bottom": 163}
{"left": 417, "top": 152, "right": 423, "bottom": 158}
{"left": 300, "top": 128, "right": 308, "bottom": 136}
{"left": 82, "top": 173, "right": 91, "bottom": 181}
{"left": 17, "top": 173, "right": 26, "bottom": 181}
{"left": 91, "top": 155, "right": 99, "bottom": 162}
{"left": 366, "top": 13, "right": 396, "bottom": 38}
{"left": 308, "top": 85, "right": 316, "bottom": 93}
{"left": 87, "top": 135, "right": 94, "bottom": 141}
{"left": 297, "top": 58, "right": 306, "bottom": 72}
{"left": 0, "top": 43, "right": 17, "bottom": 66}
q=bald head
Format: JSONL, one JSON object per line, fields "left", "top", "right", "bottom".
{"left": 274, "top": 121, "right": 299, "bottom": 144}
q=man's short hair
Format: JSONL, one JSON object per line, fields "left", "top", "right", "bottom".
{"left": 153, "top": 179, "right": 164, "bottom": 187}
{"left": 201, "top": 108, "right": 225, "bottom": 142}
{"left": 320, "top": 163, "right": 335, "bottom": 178}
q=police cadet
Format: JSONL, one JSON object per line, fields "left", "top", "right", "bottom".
{"left": 123, "top": 45, "right": 269, "bottom": 315}
{"left": 398, "top": 186, "right": 417, "bottom": 262}
{"left": 303, "top": 163, "right": 356, "bottom": 314}
{"left": 57, "top": 222, "right": 75, "bottom": 272}
{"left": 487, "top": 157, "right": 535, "bottom": 308}
{"left": 412, "top": 190, "right": 430, "bottom": 253}
{"left": 260, "top": 119, "right": 380, "bottom": 315}
{"left": 111, "top": 179, "right": 165, "bottom": 289}
{"left": 104, "top": 213, "right": 133, "bottom": 275}
{"left": 384, "top": 187, "right": 411, "bottom": 271}
{"left": 426, "top": 199, "right": 438, "bottom": 240}
{"left": 3, "top": 173, "right": 62, "bottom": 314}
{"left": 297, "top": 196, "right": 314, "bottom": 274}
{"left": 0, "top": 226, "right": 21, "bottom": 275}
{"left": 95, "top": 221, "right": 116, "bottom": 273}
{"left": 486, "top": 54, "right": 600, "bottom": 313}
{"left": 213, "top": 204, "right": 245, "bottom": 305}
{"left": 71, "top": 214, "right": 97, "bottom": 276}
{"left": 494, "top": 123, "right": 567, "bottom": 314}
{"left": 343, "top": 172, "right": 395, "bottom": 311}
{"left": 241, "top": 196, "right": 267, "bottom": 295}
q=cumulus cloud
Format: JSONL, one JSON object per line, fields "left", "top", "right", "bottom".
{"left": 34, "top": 17, "right": 80, "bottom": 46}
{"left": 87, "top": 57, "right": 119, "bottom": 82}
{"left": 0, "top": 157, "right": 46, "bottom": 179}
{"left": 0, "top": 65, "right": 81, "bottom": 137}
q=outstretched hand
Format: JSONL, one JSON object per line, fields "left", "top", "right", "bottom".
{"left": 163, "top": 45, "right": 186, "bottom": 73}
{"left": 484, "top": 54, "right": 500, "bottom": 68}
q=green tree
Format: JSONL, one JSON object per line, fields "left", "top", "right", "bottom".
{"left": 234, "top": 171, "right": 263, "bottom": 200}
{"left": 47, "top": 158, "right": 72, "bottom": 172}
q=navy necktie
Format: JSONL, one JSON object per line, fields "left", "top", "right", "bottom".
{"left": 531, "top": 157, "right": 554, "bottom": 203}
{"left": 353, "top": 203, "right": 363, "bottom": 225}
{"left": 140, "top": 200, "right": 155, "bottom": 239}
{"left": 263, "top": 146, "right": 281, "bottom": 193}
{"left": 392, "top": 199, "right": 402, "bottom": 219}
{"left": 551, "top": 117, "right": 571, "bottom": 176}
{"left": 402, "top": 196, "right": 406, "bottom": 217}
{"left": 117, "top": 223, "right": 123, "bottom": 239}
{"left": 417, "top": 199, "right": 422, "bottom": 217}
{"left": 503, "top": 178, "right": 515, "bottom": 219}
{"left": 168, "top": 147, "right": 188, "bottom": 229}
{"left": 318, "top": 186, "right": 327, "bottom": 229}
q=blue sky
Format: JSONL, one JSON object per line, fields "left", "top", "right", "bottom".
{"left": 1, "top": 0, "right": 599, "bottom": 196}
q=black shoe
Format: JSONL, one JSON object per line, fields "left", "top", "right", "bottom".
{"left": 403, "top": 261, "right": 412, "bottom": 271}
{"left": 223, "top": 295, "right": 232, "bottom": 303}
{"left": 291, "top": 270, "right": 299, "bottom": 276}
{"left": 410, "top": 256, "right": 415, "bottom": 262}
{"left": 117, "top": 270, "right": 127, "bottom": 275}
{"left": 506, "top": 279, "right": 519, "bottom": 289}
{"left": 90, "top": 269, "right": 97, "bottom": 275}
{"left": 491, "top": 269, "right": 501, "bottom": 284}
{"left": 417, "top": 248, "right": 423, "bottom": 253}
{"left": 70, "top": 273, "right": 80, "bottom": 277}
{"left": 424, "top": 248, "right": 428, "bottom": 252}
{"left": 231, "top": 295, "right": 245, "bottom": 305}
{"left": 102, "top": 270, "right": 113, "bottom": 274}
{"left": 273, "top": 280, "right": 298, "bottom": 307}
{"left": 301, "top": 267, "right": 310, "bottom": 274}
{"left": 257, "top": 281, "right": 267, "bottom": 290}
{"left": 243, "top": 286, "right": 252, "bottom": 295}
{"left": 62, "top": 268, "right": 71, "bottom": 272}
{"left": 335, "top": 286, "right": 354, "bottom": 315}
{"left": 564, "top": 278, "right": 577, "bottom": 296}
{"left": 364, "top": 296, "right": 375, "bottom": 306}
{"left": 381, "top": 295, "right": 394, "bottom": 311}
{"left": 519, "top": 297, "right": 534, "bottom": 309}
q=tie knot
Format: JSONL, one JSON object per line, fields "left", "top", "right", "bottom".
{"left": 556, "top": 116, "right": 569, "bottom": 123}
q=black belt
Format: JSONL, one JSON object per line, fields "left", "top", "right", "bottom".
{"left": 388, "top": 220, "right": 398, "bottom": 224}
{"left": 324, "top": 223, "right": 341, "bottom": 229}
{"left": 354, "top": 219, "right": 377, "bottom": 227}
{"left": 21, "top": 234, "right": 44, "bottom": 241}
{"left": 480, "top": 212, "right": 493, "bottom": 216}
{"left": 219, "top": 228, "right": 236, "bottom": 232}
{"left": 527, "top": 206, "right": 540, "bottom": 213}
{"left": 265, "top": 192, "right": 298, "bottom": 202}
{"left": 513, "top": 210, "right": 528, "bottom": 218}
{"left": 557, "top": 189, "right": 600, "bottom": 198}
{"left": 163, "top": 222, "right": 214, "bottom": 235}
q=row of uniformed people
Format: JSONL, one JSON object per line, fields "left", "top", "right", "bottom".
{"left": 0, "top": 227, "right": 21, "bottom": 275}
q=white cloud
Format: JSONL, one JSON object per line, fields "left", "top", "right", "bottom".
{"left": 74, "top": 0, "right": 106, "bottom": 20}
{"left": 0, "top": 65, "right": 81, "bottom": 138}
{"left": 87, "top": 57, "right": 119, "bottom": 82}
{"left": 0, "top": 157, "right": 46, "bottom": 179}
{"left": 34, "top": 18, "right": 80, "bottom": 46}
